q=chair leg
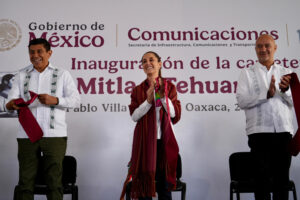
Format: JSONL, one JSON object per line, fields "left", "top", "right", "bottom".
{"left": 229, "top": 185, "right": 233, "bottom": 200}
{"left": 293, "top": 188, "right": 297, "bottom": 200}
{"left": 72, "top": 186, "right": 78, "bottom": 200}
{"left": 181, "top": 182, "right": 186, "bottom": 200}
{"left": 236, "top": 191, "right": 240, "bottom": 200}
{"left": 13, "top": 186, "right": 18, "bottom": 200}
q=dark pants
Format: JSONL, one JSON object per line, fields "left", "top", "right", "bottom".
{"left": 248, "top": 132, "right": 292, "bottom": 200}
{"left": 139, "top": 140, "right": 172, "bottom": 200}
{"left": 15, "top": 137, "right": 67, "bottom": 200}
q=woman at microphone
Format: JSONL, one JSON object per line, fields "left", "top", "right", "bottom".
{"left": 121, "top": 51, "right": 181, "bottom": 200}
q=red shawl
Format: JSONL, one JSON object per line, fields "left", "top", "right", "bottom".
{"left": 288, "top": 73, "right": 300, "bottom": 156}
{"left": 14, "top": 91, "right": 43, "bottom": 143}
{"left": 122, "top": 78, "right": 181, "bottom": 199}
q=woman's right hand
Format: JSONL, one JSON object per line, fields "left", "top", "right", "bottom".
{"left": 146, "top": 81, "right": 155, "bottom": 103}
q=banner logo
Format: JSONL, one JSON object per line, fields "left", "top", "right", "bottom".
{"left": 0, "top": 19, "right": 22, "bottom": 52}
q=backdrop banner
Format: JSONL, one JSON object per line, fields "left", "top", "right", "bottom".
{"left": 0, "top": 1, "right": 300, "bottom": 199}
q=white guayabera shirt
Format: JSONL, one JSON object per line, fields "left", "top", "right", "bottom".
{"left": 7, "top": 63, "right": 80, "bottom": 138}
{"left": 236, "top": 63, "right": 294, "bottom": 135}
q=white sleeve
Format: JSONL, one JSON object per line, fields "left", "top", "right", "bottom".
{"left": 277, "top": 86, "right": 293, "bottom": 107}
{"left": 131, "top": 100, "right": 152, "bottom": 122}
{"left": 56, "top": 70, "right": 81, "bottom": 109}
{"left": 236, "top": 70, "right": 268, "bottom": 109}
{"left": 161, "top": 97, "right": 175, "bottom": 118}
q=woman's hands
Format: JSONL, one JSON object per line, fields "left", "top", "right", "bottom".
{"left": 146, "top": 78, "right": 165, "bottom": 103}
{"left": 146, "top": 80, "right": 155, "bottom": 103}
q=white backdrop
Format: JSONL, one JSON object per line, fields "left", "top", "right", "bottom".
{"left": 1, "top": 0, "right": 300, "bottom": 199}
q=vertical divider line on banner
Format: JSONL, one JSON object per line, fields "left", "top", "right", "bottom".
{"left": 116, "top": 24, "right": 118, "bottom": 47}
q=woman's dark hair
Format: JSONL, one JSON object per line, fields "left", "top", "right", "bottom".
{"left": 0, "top": 74, "right": 14, "bottom": 92}
{"left": 141, "top": 51, "right": 162, "bottom": 77}
{"left": 28, "top": 38, "right": 51, "bottom": 51}
{"left": 1, "top": 74, "right": 14, "bottom": 84}
{"left": 141, "top": 51, "right": 161, "bottom": 62}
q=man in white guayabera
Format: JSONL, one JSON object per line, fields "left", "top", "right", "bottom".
{"left": 6, "top": 38, "right": 80, "bottom": 200}
{"left": 236, "top": 34, "right": 294, "bottom": 200}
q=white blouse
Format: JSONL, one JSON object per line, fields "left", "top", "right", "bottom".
{"left": 131, "top": 96, "right": 175, "bottom": 139}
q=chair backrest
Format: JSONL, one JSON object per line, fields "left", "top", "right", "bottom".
{"left": 176, "top": 154, "right": 182, "bottom": 179}
{"left": 62, "top": 155, "right": 77, "bottom": 184}
{"left": 229, "top": 152, "right": 254, "bottom": 182}
{"left": 35, "top": 155, "right": 77, "bottom": 185}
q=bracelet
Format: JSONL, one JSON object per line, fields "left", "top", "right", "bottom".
{"left": 56, "top": 97, "right": 59, "bottom": 105}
